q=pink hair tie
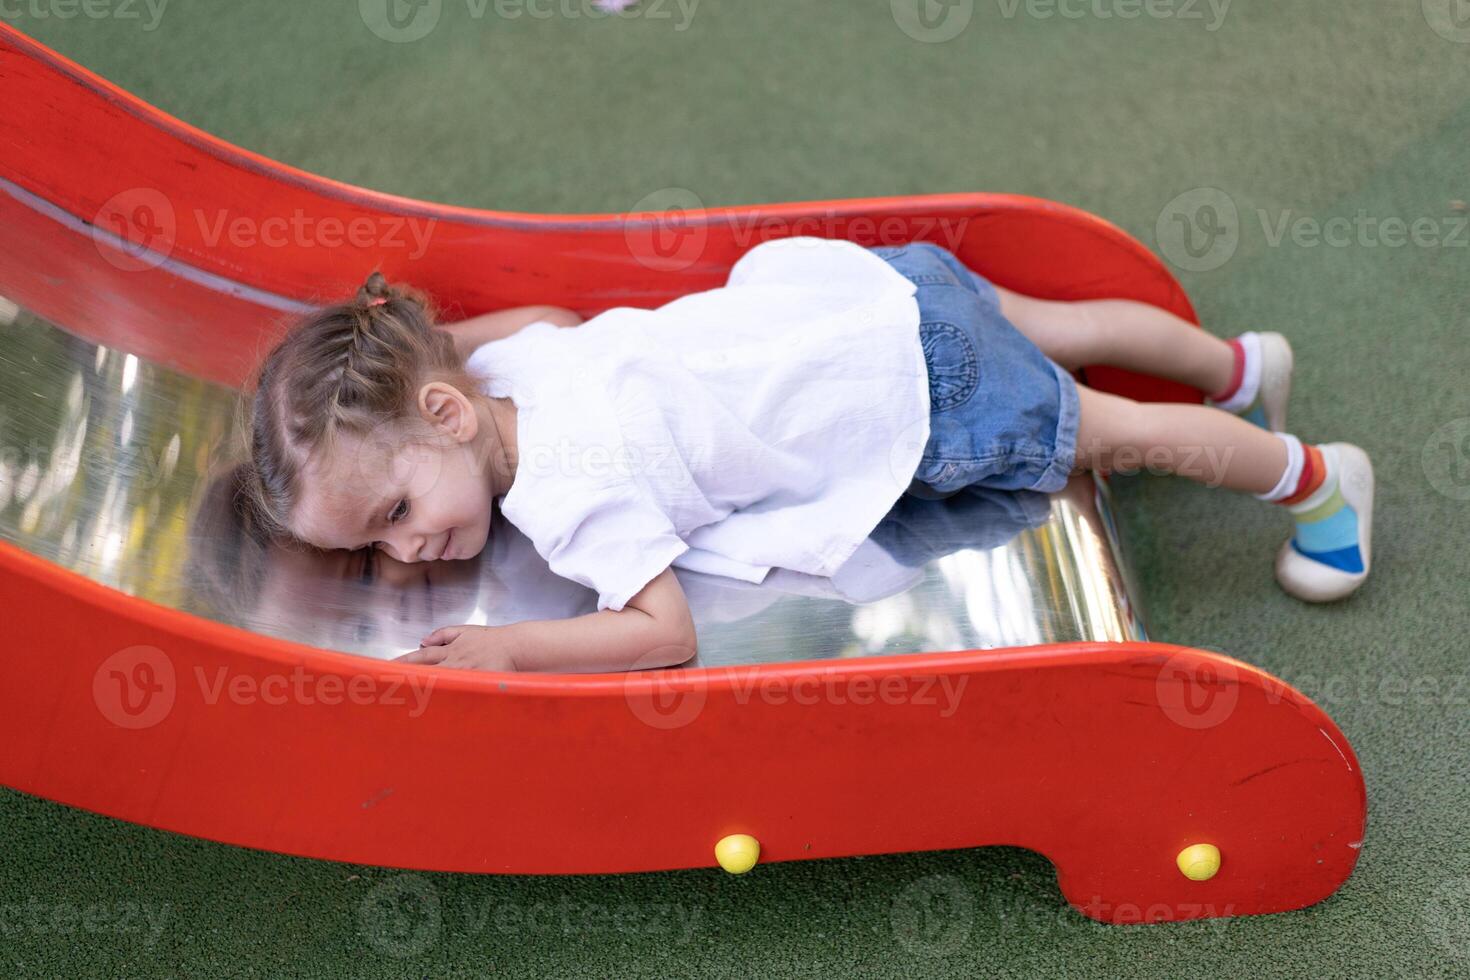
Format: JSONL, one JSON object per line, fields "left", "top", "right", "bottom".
{"left": 367, "top": 296, "right": 388, "bottom": 307}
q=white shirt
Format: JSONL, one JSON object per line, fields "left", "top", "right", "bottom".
{"left": 465, "top": 236, "right": 930, "bottom": 612}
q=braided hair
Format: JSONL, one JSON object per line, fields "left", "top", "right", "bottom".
{"left": 236, "top": 271, "right": 477, "bottom": 543}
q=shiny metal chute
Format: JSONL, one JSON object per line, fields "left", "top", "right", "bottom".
{"left": 0, "top": 302, "right": 1145, "bottom": 668}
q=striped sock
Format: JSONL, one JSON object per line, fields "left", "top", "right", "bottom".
{"left": 1254, "top": 434, "right": 1365, "bottom": 574}
{"left": 1207, "top": 332, "right": 1269, "bottom": 429}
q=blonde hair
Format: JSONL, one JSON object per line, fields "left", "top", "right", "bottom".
{"left": 237, "top": 271, "right": 485, "bottom": 542}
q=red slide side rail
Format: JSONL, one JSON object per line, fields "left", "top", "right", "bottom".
{"left": 0, "top": 21, "right": 1196, "bottom": 402}
{"left": 0, "top": 539, "right": 1364, "bottom": 923}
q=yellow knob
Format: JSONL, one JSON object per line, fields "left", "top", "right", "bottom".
{"left": 1176, "top": 843, "right": 1221, "bottom": 881}
{"left": 714, "top": 834, "right": 760, "bottom": 874}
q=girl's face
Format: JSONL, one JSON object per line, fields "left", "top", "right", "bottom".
{"left": 289, "top": 383, "right": 502, "bottom": 564}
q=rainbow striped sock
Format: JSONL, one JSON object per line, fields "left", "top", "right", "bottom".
{"left": 1255, "top": 435, "right": 1365, "bottom": 574}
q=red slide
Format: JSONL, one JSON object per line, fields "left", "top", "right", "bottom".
{"left": 0, "top": 22, "right": 1363, "bottom": 924}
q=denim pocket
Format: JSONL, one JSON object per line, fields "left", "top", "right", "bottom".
{"left": 919, "top": 320, "right": 979, "bottom": 413}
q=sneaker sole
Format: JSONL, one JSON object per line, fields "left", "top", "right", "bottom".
{"left": 1274, "top": 442, "right": 1375, "bottom": 602}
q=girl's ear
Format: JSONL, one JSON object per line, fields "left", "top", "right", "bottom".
{"left": 416, "top": 381, "right": 478, "bottom": 442}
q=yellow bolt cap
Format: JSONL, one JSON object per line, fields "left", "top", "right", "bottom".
{"left": 715, "top": 834, "right": 760, "bottom": 874}
{"left": 1176, "top": 843, "right": 1221, "bottom": 881}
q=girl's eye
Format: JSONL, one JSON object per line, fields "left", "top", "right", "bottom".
{"left": 390, "top": 499, "right": 409, "bottom": 523}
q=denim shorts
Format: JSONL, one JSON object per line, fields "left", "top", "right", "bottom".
{"left": 867, "top": 241, "right": 1081, "bottom": 496}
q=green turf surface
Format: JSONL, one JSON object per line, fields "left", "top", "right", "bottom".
{"left": 3, "top": 1, "right": 1468, "bottom": 976}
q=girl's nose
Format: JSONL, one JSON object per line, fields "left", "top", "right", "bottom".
{"left": 382, "top": 530, "right": 425, "bottom": 563}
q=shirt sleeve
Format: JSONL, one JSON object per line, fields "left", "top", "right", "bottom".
{"left": 532, "top": 476, "right": 691, "bottom": 613}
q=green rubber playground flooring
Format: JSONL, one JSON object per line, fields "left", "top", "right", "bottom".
{"left": 3, "top": 1, "right": 1468, "bottom": 976}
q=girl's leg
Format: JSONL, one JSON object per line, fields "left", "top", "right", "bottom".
{"left": 1070, "top": 383, "right": 1284, "bottom": 491}
{"left": 994, "top": 286, "right": 1235, "bottom": 394}
{"left": 1070, "top": 383, "right": 1375, "bottom": 602}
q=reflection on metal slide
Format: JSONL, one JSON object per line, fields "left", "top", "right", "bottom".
{"left": 0, "top": 23, "right": 1363, "bottom": 924}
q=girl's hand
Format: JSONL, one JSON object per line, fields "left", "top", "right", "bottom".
{"left": 394, "top": 625, "right": 517, "bottom": 672}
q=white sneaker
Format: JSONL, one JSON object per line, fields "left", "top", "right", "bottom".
{"left": 1274, "top": 443, "right": 1374, "bottom": 602}
{"left": 1255, "top": 332, "right": 1294, "bottom": 432}
{"left": 1208, "top": 331, "right": 1293, "bottom": 432}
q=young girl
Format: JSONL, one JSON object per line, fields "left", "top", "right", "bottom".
{"left": 240, "top": 237, "right": 1374, "bottom": 673}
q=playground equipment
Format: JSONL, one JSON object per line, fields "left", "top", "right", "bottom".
{"left": 0, "top": 24, "right": 1363, "bottom": 923}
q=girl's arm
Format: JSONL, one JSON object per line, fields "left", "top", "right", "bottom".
{"left": 504, "top": 568, "right": 697, "bottom": 672}
{"left": 400, "top": 567, "right": 698, "bottom": 673}
{"left": 439, "top": 305, "right": 584, "bottom": 360}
